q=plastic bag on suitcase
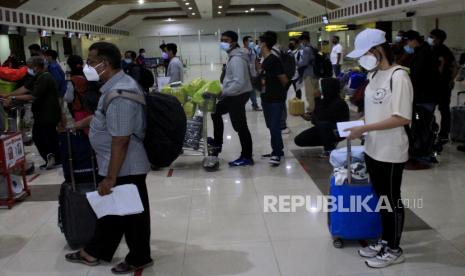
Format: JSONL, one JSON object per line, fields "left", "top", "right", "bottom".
{"left": 183, "top": 117, "right": 203, "bottom": 150}
{"left": 330, "top": 146, "right": 365, "bottom": 168}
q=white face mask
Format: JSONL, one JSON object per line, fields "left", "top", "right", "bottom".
{"left": 358, "top": 54, "right": 378, "bottom": 71}
{"left": 395, "top": 36, "right": 402, "bottom": 43}
{"left": 220, "top": 42, "right": 231, "bottom": 52}
{"left": 427, "top": 37, "right": 435, "bottom": 46}
{"left": 124, "top": 58, "right": 132, "bottom": 64}
{"left": 83, "top": 63, "right": 103, "bottom": 82}
{"left": 27, "top": 68, "right": 35, "bottom": 76}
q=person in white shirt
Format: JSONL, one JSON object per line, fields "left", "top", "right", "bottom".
{"left": 345, "top": 29, "right": 413, "bottom": 269}
{"left": 330, "top": 36, "right": 343, "bottom": 77}
{"left": 166, "top": 43, "right": 184, "bottom": 83}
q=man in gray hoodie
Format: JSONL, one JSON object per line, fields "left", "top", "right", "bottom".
{"left": 298, "top": 33, "right": 318, "bottom": 120}
{"left": 209, "top": 30, "right": 254, "bottom": 167}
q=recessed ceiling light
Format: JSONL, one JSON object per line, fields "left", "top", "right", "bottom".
{"left": 250, "top": 8, "right": 255, "bottom": 11}
{"left": 192, "top": 12, "right": 196, "bottom": 15}
{"left": 245, "top": 10, "right": 249, "bottom": 13}
{"left": 219, "top": 5, "right": 223, "bottom": 9}
{"left": 185, "top": 2, "right": 190, "bottom": 5}
{"left": 166, "top": 18, "right": 175, "bottom": 22}
{"left": 218, "top": 11, "right": 221, "bottom": 14}
{"left": 188, "top": 7, "right": 192, "bottom": 10}
{"left": 138, "top": 0, "right": 144, "bottom": 4}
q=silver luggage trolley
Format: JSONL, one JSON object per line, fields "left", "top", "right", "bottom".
{"left": 182, "top": 92, "right": 219, "bottom": 171}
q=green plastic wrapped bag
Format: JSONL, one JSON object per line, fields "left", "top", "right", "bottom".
{"left": 192, "top": 91, "right": 204, "bottom": 105}
{"left": 205, "top": 80, "right": 222, "bottom": 95}
{"left": 161, "top": 85, "right": 172, "bottom": 94}
{"left": 181, "top": 84, "right": 196, "bottom": 97}
{"left": 190, "top": 78, "right": 207, "bottom": 93}
{"left": 183, "top": 101, "right": 196, "bottom": 118}
{"left": 171, "top": 88, "right": 187, "bottom": 105}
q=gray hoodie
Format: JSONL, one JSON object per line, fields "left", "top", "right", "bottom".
{"left": 222, "top": 47, "right": 253, "bottom": 97}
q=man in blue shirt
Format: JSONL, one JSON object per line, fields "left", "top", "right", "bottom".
{"left": 44, "top": 49, "right": 67, "bottom": 97}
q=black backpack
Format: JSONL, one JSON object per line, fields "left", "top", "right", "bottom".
{"left": 272, "top": 48, "right": 296, "bottom": 80}
{"left": 104, "top": 90, "right": 187, "bottom": 168}
{"left": 312, "top": 47, "right": 333, "bottom": 78}
{"left": 128, "top": 64, "right": 155, "bottom": 91}
{"left": 388, "top": 68, "right": 438, "bottom": 158}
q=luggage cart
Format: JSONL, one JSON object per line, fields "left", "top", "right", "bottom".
{"left": 183, "top": 92, "right": 219, "bottom": 171}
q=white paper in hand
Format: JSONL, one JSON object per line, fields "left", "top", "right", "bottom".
{"left": 86, "top": 184, "right": 144, "bottom": 219}
{"left": 337, "top": 120, "right": 365, "bottom": 138}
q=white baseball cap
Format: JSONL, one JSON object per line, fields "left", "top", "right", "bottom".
{"left": 346, "top": 28, "right": 386, "bottom": 59}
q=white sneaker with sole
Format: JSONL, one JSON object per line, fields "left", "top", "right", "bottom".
{"left": 358, "top": 240, "right": 385, "bottom": 258}
{"left": 365, "top": 247, "right": 405, "bottom": 268}
{"left": 46, "top": 153, "right": 56, "bottom": 170}
{"left": 269, "top": 156, "right": 281, "bottom": 166}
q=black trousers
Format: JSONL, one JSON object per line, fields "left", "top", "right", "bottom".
{"left": 291, "top": 79, "right": 302, "bottom": 99}
{"left": 437, "top": 89, "right": 452, "bottom": 139}
{"left": 294, "top": 122, "right": 341, "bottom": 151}
{"left": 85, "top": 174, "right": 152, "bottom": 267}
{"left": 365, "top": 154, "right": 405, "bottom": 250}
{"left": 32, "top": 124, "right": 61, "bottom": 164}
{"left": 211, "top": 92, "right": 253, "bottom": 159}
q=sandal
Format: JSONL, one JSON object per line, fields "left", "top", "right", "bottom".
{"left": 111, "top": 260, "right": 154, "bottom": 275}
{"left": 65, "top": 251, "right": 100, "bottom": 266}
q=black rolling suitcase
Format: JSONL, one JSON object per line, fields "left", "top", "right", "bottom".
{"left": 451, "top": 91, "right": 465, "bottom": 143}
{"left": 58, "top": 130, "right": 98, "bottom": 249}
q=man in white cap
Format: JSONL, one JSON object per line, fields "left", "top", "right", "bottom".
{"left": 345, "top": 28, "right": 413, "bottom": 269}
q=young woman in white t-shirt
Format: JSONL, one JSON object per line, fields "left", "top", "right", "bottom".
{"left": 345, "top": 29, "right": 413, "bottom": 269}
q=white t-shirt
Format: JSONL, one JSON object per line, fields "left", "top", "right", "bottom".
{"left": 330, "top": 44, "right": 343, "bottom": 65}
{"left": 364, "top": 66, "right": 413, "bottom": 163}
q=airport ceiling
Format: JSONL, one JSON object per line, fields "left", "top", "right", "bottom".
{"left": 0, "top": 0, "right": 364, "bottom": 30}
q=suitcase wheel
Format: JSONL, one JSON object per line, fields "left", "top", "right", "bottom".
{"left": 333, "top": 238, "right": 344, "bottom": 249}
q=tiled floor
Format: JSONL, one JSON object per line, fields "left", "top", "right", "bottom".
{"left": 0, "top": 65, "right": 465, "bottom": 275}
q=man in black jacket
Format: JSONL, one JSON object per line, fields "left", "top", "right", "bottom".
{"left": 294, "top": 78, "right": 349, "bottom": 157}
{"left": 403, "top": 30, "right": 440, "bottom": 107}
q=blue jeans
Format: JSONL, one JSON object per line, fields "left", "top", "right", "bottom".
{"left": 250, "top": 89, "right": 260, "bottom": 107}
{"left": 262, "top": 101, "right": 285, "bottom": 157}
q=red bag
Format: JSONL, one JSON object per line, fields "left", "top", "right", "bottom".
{"left": 0, "top": 66, "right": 28, "bottom": 82}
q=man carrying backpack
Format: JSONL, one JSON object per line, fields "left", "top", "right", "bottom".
{"left": 123, "top": 50, "right": 154, "bottom": 93}
{"left": 298, "top": 33, "right": 319, "bottom": 121}
{"left": 65, "top": 42, "right": 153, "bottom": 274}
{"left": 209, "top": 31, "right": 254, "bottom": 167}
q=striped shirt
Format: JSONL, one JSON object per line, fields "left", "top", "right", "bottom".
{"left": 89, "top": 70, "right": 150, "bottom": 177}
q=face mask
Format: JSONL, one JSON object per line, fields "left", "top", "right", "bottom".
{"left": 358, "top": 54, "right": 378, "bottom": 71}
{"left": 404, "top": 45, "right": 415, "bottom": 55}
{"left": 427, "top": 37, "right": 435, "bottom": 46}
{"left": 27, "top": 68, "right": 35, "bottom": 76}
{"left": 124, "top": 58, "right": 132, "bottom": 64}
{"left": 162, "top": 52, "right": 169, "bottom": 60}
{"left": 83, "top": 63, "right": 103, "bottom": 82}
{"left": 220, "top": 42, "right": 231, "bottom": 52}
{"left": 248, "top": 41, "right": 255, "bottom": 49}
{"left": 395, "top": 36, "right": 402, "bottom": 43}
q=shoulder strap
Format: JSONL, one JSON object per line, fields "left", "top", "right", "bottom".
{"left": 103, "top": 90, "right": 146, "bottom": 113}
{"left": 390, "top": 67, "right": 407, "bottom": 91}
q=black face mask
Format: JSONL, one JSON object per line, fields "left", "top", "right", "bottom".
{"left": 289, "top": 44, "right": 296, "bottom": 51}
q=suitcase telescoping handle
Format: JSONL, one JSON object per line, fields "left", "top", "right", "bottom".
{"left": 457, "top": 91, "right": 465, "bottom": 106}
{"left": 346, "top": 139, "right": 352, "bottom": 185}
{"left": 66, "top": 129, "right": 98, "bottom": 192}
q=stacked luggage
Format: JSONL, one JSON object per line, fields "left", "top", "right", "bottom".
{"left": 328, "top": 141, "right": 382, "bottom": 248}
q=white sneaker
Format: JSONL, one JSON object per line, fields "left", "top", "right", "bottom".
{"left": 358, "top": 240, "right": 385, "bottom": 258}
{"left": 281, "top": 128, "right": 291, "bottom": 134}
{"left": 269, "top": 156, "right": 281, "bottom": 166}
{"left": 365, "top": 247, "right": 405, "bottom": 269}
